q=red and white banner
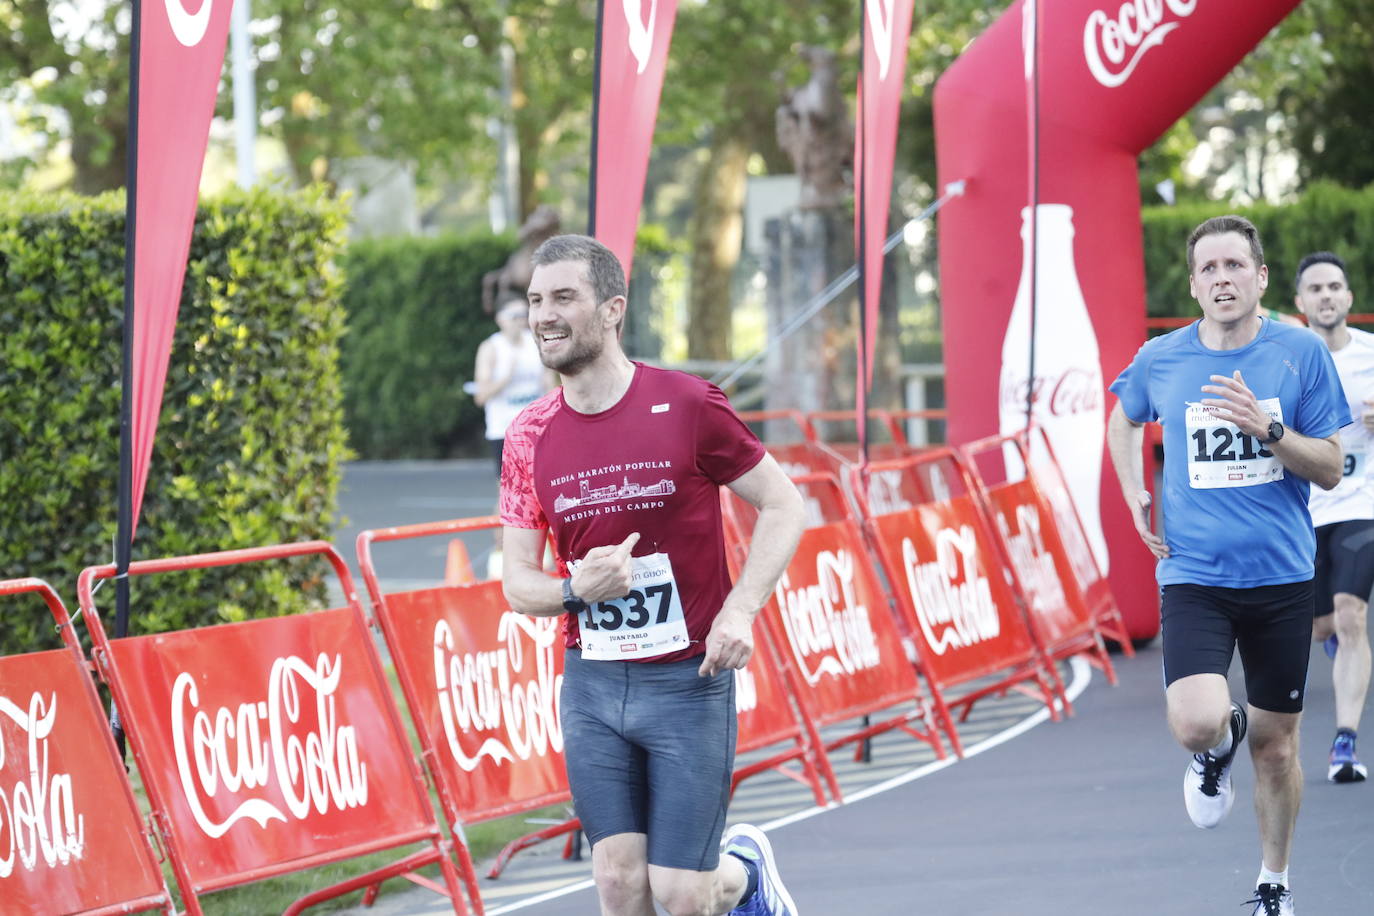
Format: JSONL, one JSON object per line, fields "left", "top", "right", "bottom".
{"left": 0, "top": 651, "right": 168, "bottom": 912}
{"left": 854, "top": 0, "right": 915, "bottom": 454}
{"left": 103, "top": 609, "right": 436, "bottom": 887}
{"left": 374, "top": 583, "right": 569, "bottom": 820}
{"left": 591, "top": 0, "right": 678, "bottom": 280}
{"left": 129, "top": 0, "right": 234, "bottom": 535}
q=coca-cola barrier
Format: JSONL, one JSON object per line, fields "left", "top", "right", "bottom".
{"left": 0, "top": 578, "right": 172, "bottom": 915}
{"left": 722, "top": 473, "right": 947, "bottom": 781}
{"left": 75, "top": 543, "right": 470, "bottom": 916}
{"left": 358, "top": 516, "right": 575, "bottom": 895}
{"left": 934, "top": 0, "right": 1303, "bottom": 640}
{"left": 859, "top": 448, "right": 1064, "bottom": 756}
{"left": 962, "top": 431, "right": 1122, "bottom": 682}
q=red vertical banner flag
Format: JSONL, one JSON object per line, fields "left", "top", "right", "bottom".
{"left": 855, "top": 0, "right": 915, "bottom": 457}
{"left": 128, "top": 0, "right": 234, "bottom": 535}
{"left": 590, "top": 0, "right": 679, "bottom": 282}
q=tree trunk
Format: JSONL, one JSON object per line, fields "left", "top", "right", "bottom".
{"left": 687, "top": 133, "right": 750, "bottom": 361}
{"left": 69, "top": 108, "right": 128, "bottom": 195}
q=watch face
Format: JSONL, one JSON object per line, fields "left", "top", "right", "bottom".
{"left": 1269, "top": 421, "right": 1284, "bottom": 442}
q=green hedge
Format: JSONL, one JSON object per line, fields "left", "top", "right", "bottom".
{"left": 0, "top": 186, "right": 350, "bottom": 654}
{"left": 340, "top": 232, "right": 513, "bottom": 459}
{"left": 1143, "top": 181, "right": 1374, "bottom": 322}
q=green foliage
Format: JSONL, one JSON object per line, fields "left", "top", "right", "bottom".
{"left": 0, "top": 186, "right": 350, "bottom": 654}
{"left": 1141, "top": 182, "right": 1374, "bottom": 322}
{"left": 340, "top": 232, "right": 513, "bottom": 459}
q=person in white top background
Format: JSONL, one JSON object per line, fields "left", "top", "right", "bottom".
{"left": 472, "top": 298, "right": 557, "bottom": 475}
{"left": 1294, "top": 251, "right": 1372, "bottom": 783}
{"left": 469, "top": 297, "right": 556, "bottom": 578}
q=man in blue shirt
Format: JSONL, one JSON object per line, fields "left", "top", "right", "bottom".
{"left": 1108, "top": 215, "right": 1348, "bottom": 916}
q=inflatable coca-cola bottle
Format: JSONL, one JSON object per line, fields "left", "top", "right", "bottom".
{"left": 998, "top": 203, "right": 1109, "bottom": 571}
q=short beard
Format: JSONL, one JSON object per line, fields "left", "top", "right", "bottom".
{"left": 1306, "top": 312, "right": 1344, "bottom": 331}
{"left": 540, "top": 332, "right": 603, "bottom": 375}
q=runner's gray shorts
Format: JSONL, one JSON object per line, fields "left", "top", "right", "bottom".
{"left": 560, "top": 648, "right": 736, "bottom": 870}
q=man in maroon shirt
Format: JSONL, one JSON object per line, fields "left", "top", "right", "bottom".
{"left": 501, "top": 235, "right": 806, "bottom": 916}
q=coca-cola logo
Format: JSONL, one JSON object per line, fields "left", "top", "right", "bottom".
{"left": 1001, "top": 367, "right": 1104, "bottom": 418}
{"left": 901, "top": 525, "right": 1001, "bottom": 655}
{"left": 170, "top": 655, "right": 368, "bottom": 839}
{"left": 623, "top": 0, "right": 659, "bottom": 75}
{"left": 734, "top": 666, "right": 759, "bottom": 715}
{"left": 775, "top": 549, "right": 882, "bottom": 685}
{"left": 866, "top": 468, "right": 914, "bottom": 516}
{"left": 165, "top": 0, "right": 212, "bottom": 47}
{"left": 1083, "top": 0, "right": 1196, "bottom": 88}
{"left": 0, "top": 693, "right": 84, "bottom": 877}
{"left": 433, "top": 613, "right": 563, "bottom": 771}
{"left": 997, "top": 503, "right": 1067, "bottom": 615}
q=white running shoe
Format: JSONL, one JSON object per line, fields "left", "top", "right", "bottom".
{"left": 1245, "top": 883, "right": 1295, "bottom": 915}
{"left": 1184, "top": 702, "right": 1247, "bottom": 829}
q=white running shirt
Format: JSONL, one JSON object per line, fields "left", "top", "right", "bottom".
{"left": 482, "top": 332, "right": 546, "bottom": 441}
{"left": 1310, "top": 326, "right": 1374, "bottom": 527}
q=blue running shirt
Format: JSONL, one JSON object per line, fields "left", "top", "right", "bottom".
{"left": 1110, "top": 318, "right": 1350, "bottom": 587}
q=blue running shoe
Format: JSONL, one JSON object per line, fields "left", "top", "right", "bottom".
{"left": 723, "top": 824, "right": 798, "bottom": 915}
{"left": 1323, "top": 634, "right": 1338, "bottom": 660}
{"left": 1328, "top": 732, "right": 1368, "bottom": 783}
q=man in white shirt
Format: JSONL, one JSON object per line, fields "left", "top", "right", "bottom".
{"left": 1294, "top": 251, "right": 1372, "bottom": 783}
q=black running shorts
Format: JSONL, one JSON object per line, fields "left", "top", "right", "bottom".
{"left": 1160, "top": 580, "right": 1314, "bottom": 714}
{"left": 559, "top": 648, "right": 737, "bottom": 870}
{"left": 1313, "top": 519, "right": 1374, "bottom": 617}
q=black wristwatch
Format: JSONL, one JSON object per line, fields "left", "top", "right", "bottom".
{"left": 1261, "top": 421, "right": 1285, "bottom": 445}
{"left": 561, "top": 577, "right": 587, "bottom": 614}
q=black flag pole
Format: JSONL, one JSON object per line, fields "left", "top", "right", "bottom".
{"left": 112, "top": 0, "right": 143, "bottom": 757}
{"left": 587, "top": 0, "right": 605, "bottom": 236}
{"left": 1024, "top": 0, "right": 1041, "bottom": 432}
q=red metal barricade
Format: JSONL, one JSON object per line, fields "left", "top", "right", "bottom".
{"left": 0, "top": 578, "right": 173, "bottom": 915}
{"left": 1022, "top": 426, "right": 1135, "bottom": 655}
{"left": 76, "top": 542, "right": 468, "bottom": 916}
{"left": 358, "top": 516, "right": 577, "bottom": 896}
{"left": 856, "top": 450, "right": 1063, "bottom": 757}
{"left": 723, "top": 473, "right": 946, "bottom": 799}
{"left": 961, "top": 432, "right": 1118, "bottom": 684}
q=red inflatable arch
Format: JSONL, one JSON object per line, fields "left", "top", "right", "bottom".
{"left": 934, "top": 0, "right": 1302, "bottom": 639}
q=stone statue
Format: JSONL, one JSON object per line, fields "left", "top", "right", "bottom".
{"left": 481, "top": 205, "right": 562, "bottom": 314}
{"left": 775, "top": 46, "right": 853, "bottom": 211}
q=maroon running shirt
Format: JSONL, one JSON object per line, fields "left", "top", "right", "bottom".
{"left": 500, "top": 363, "right": 765, "bottom": 662}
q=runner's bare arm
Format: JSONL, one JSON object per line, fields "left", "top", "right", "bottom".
{"left": 502, "top": 527, "right": 640, "bottom": 617}
{"left": 501, "top": 526, "right": 563, "bottom": 616}
{"left": 471, "top": 338, "right": 507, "bottom": 407}
{"left": 699, "top": 454, "right": 806, "bottom": 677}
{"left": 1107, "top": 401, "right": 1169, "bottom": 559}
{"left": 1200, "top": 370, "right": 1342, "bottom": 490}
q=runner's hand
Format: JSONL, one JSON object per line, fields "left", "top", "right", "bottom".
{"left": 1128, "top": 490, "right": 1169, "bottom": 559}
{"left": 570, "top": 532, "right": 640, "bottom": 602}
{"left": 698, "top": 608, "right": 754, "bottom": 677}
{"left": 1363, "top": 398, "right": 1374, "bottom": 435}
{"left": 1200, "top": 370, "right": 1268, "bottom": 439}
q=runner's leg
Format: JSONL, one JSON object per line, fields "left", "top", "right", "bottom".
{"left": 592, "top": 834, "right": 655, "bottom": 916}
{"left": 1248, "top": 707, "right": 1303, "bottom": 874}
{"left": 1331, "top": 593, "right": 1370, "bottom": 732}
{"left": 1167, "top": 673, "right": 1234, "bottom": 752}
{"left": 648, "top": 860, "right": 749, "bottom": 916}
